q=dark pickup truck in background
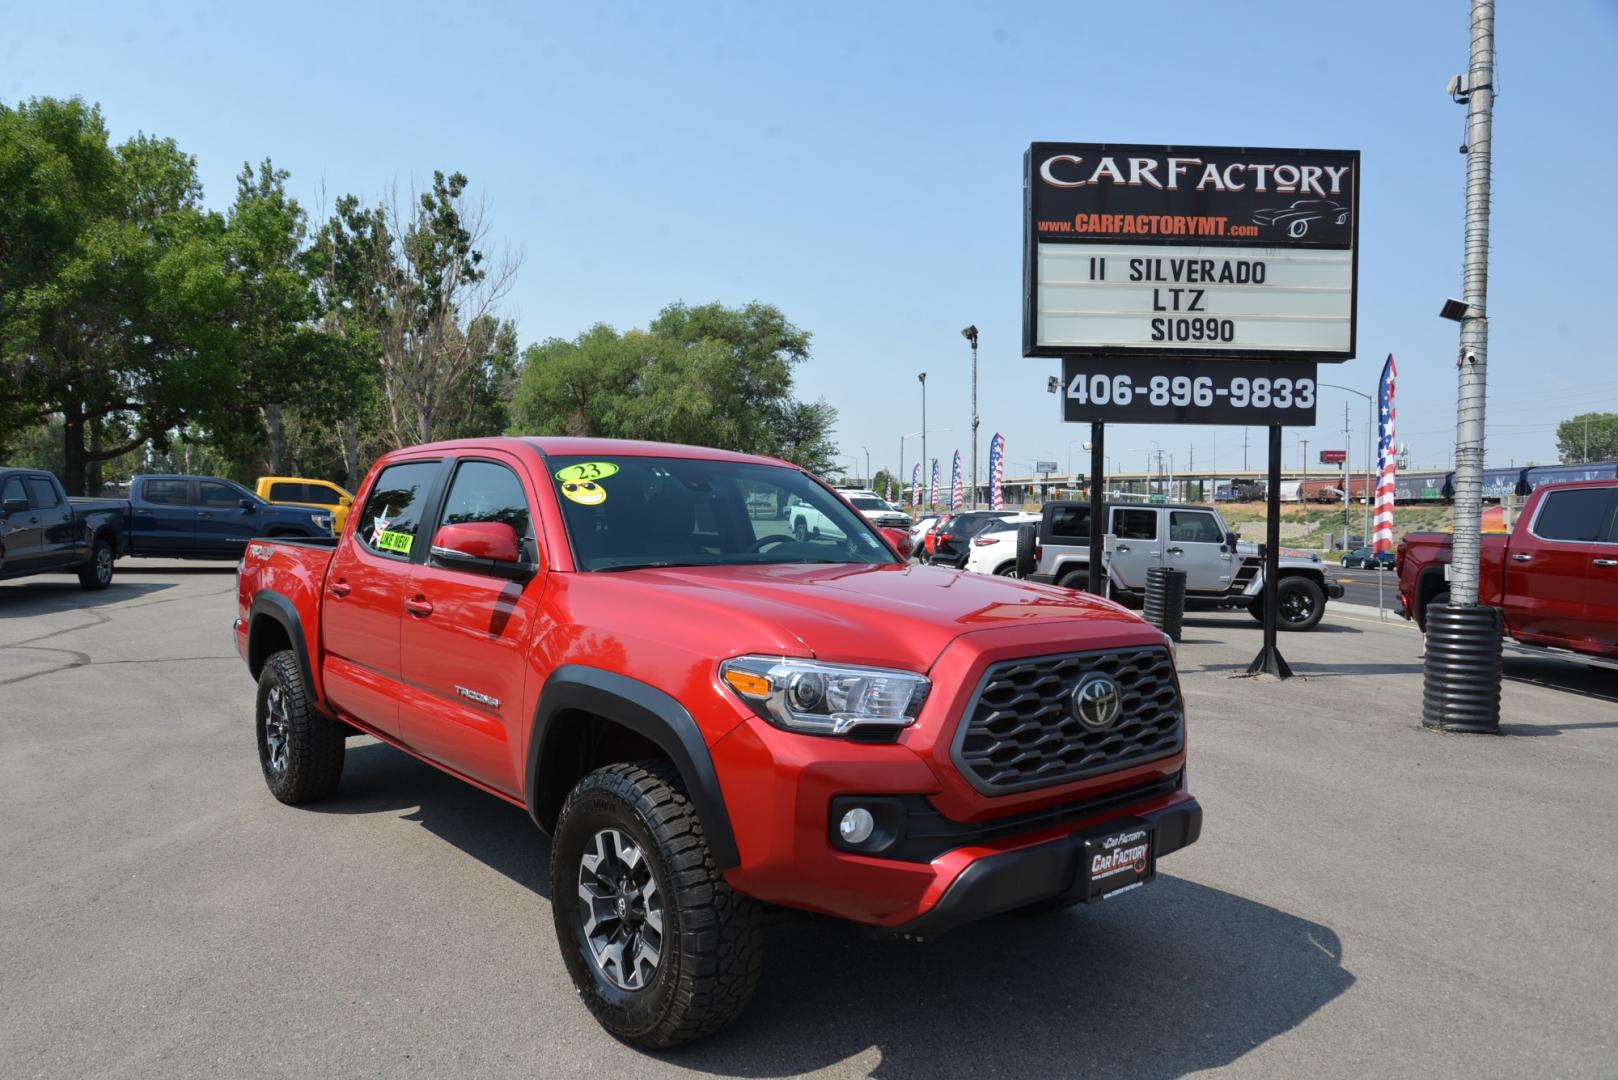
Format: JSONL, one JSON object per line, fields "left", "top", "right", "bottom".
{"left": 1, "top": 469, "right": 334, "bottom": 590}
{"left": 0, "top": 467, "right": 125, "bottom": 589}
{"left": 1398, "top": 479, "right": 1618, "bottom": 668}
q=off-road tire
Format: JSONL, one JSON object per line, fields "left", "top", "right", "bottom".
{"left": 78, "top": 537, "right": 114, "bottom": 590}
{"left": 1057, "top": 569, "right": 1089, "bottom": 591}
{"left": 552, "top": 761, "right": 763, "bottom": 1050}
{"left": 256, "top": 650, "right": 345, "bottom": 804}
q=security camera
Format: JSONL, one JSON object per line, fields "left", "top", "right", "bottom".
{"left": 1046, "top": 375, "right": 1061, "bottom": 393}
{"left": 1466, "top": 351, "right": 1477, "bottom": 364}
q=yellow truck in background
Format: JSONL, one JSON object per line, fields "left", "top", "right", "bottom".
{"left": 254, "top": 476, "right": 354, "bottom": 533}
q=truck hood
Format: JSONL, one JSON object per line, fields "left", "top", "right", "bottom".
{"left": 580, "top": 562, "right": 1148, "bottom": 673}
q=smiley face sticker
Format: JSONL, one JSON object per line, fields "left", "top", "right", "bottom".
{"left": 555, "top": 461, "right": 619, "bottom": 506}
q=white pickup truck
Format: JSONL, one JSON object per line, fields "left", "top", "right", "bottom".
{"left": 1026, "top": 500, "right": 1343, "bottom": 631}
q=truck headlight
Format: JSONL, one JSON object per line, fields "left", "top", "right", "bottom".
{"left": 312, "top": 514, "right": 333, "bottom": 532}
{"left": 719, "top": 656, "right": 930, "bottom": 736}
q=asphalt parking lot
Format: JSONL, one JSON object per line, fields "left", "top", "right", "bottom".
{"left": 3, "top": 563, "right": 1616, "bottom": 1079}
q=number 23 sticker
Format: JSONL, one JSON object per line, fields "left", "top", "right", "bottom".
{"left": 556, "top": 462, "right": 619, "bottom": 506}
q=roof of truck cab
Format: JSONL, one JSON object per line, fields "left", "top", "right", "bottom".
{"left": 394, "top": 436, "right": 798, "bottom": 469}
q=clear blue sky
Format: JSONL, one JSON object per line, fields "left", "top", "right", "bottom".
{"left": 8, "top": 1, "right": 1616, "bottom": 482}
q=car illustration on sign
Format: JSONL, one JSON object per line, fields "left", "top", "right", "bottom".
{"left": 1251, "top": 198, "right": 1350, "bottom": 239}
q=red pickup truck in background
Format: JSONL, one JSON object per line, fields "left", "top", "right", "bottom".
{"left": 234, "top": 436, "right": 1200, "bottom": 1048}
{"left": 1397, "top": 479, "right": 1618, "bottom": 666}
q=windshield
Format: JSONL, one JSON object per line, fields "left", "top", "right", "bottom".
{"left": 849, "top": 497, "right": 884, "bottom": 510}
{"left": 547, "top": 455, "right": 900, "bottom": 572}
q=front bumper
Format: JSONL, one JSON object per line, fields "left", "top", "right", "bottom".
{"left": 884, "top": 797, "right": 1202, "bottom": 937}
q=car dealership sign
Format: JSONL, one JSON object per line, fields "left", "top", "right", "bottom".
{"left": 1024, "top": 142, "right": 1359, "bottom": 361}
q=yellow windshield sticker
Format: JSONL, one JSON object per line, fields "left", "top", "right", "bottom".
{"left": 554, "top": 461, "right": 619, "bottom": 484}
{"left": 560, "top": 480, "right": 607, "bottom": 506}
{"left": 375, "top": 529, "right": 414, "bottom": 554}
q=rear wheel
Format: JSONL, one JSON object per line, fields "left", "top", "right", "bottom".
{"left": 256, "top": 650, "right": 345, "bottom": 804}
{"left": 1057, "top": 569, "right": 1088, "bottom": 591}
{"left": 552, "top": 762, "right": 763, "bottom": 1049}
{"left": 792, "top": 517, "right": 808, "bottom": 542}
{"left": 77, "top": 537, "right": 114, "bottom": 591}
{"left": 993, "top": 561, "right": 1017, "bottom": 577}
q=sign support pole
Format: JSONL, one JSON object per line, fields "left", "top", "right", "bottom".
{"left": 1087, "top": 421, "right": 1106, "bottom": 595}
{"left": 1246, "top": 424, "right": 1293, "bottom": 678}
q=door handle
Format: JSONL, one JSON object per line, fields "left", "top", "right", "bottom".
{"left": 329, "top": 579, "right": 351, "bottom": 598}
{"left": 1511, "top": 553, "right": 1532, "bottom": 563}
{"left": 1167, "top": 546, "right": 1185, "bottom": 555}
{"left": 404, "top": 595, "right": 434, "bottom": 617}
{"left": 1116, "top": 544, "right": 1131, "bottom": 553}
{"left": 1595, "top": 559, "right": 1618, "bottom": 568}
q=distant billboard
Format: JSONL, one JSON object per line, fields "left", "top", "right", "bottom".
{"left": 1319, "top": 449, "right": 1347, "bottom": 464}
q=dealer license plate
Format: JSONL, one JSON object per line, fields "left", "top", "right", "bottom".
{"left": 1081, "top": 825, "right": 1156, "bottom": 901}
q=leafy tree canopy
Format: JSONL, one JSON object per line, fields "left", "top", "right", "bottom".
{"left": 1557, "top": 412, "right": 1618, "bottom": 464}
{"left": 511, "top": 302, "right": 838, "bottom": 474}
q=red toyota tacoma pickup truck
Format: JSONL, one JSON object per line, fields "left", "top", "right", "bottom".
{"left": 1397, "top": 478, "right": 1618, "bottom": 665}
{"left": 234, "top": 437, "right": 1201, "bottom": 1047}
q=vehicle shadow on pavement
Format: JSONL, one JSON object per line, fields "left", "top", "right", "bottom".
{"left": 673, "top": 878, "right": 1353, "bottom": 1079}
{"left": 1181, "top": 615, "right": 1363, "bottom": 635}
{"left": 1500, "top": 656, "right": 1618, "bottom": 712}
{"left": 312, "top": 745, "right": 1354, "bottom": 1079}
{"left": 313, "top": 742, "right": 554, "bottom": 895}
{"left": 0, "top": 580, "right": 175, "bottom": 618}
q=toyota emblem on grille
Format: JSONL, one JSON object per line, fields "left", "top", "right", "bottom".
{"left": 1072, "top": 674, "right": 1122, "bottom": 732}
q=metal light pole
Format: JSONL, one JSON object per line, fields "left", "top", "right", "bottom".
{"left": 1321, "top": 382, "right": 1375, "bottom": 545}
{"left": 1425, "top": 0, "right": 1500, "bottom": 734}
{"left": 900, "top": 429, "right": 922, "bottom": 506}
{"left": 1448, "top": 0, "right": 1494, "bottom": 608}
{"left": 860, "top": 446, "right": 870, "bottom": 488}
{"left": 962, "top": 325, "right": 979, "bottom": 509}
{"left": 917, "top": 373, "right": 928, "bottom": 506}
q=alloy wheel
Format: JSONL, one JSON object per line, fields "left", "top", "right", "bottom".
{"left": 577, "top": 828, "right": 664, "bottom": 991}
{"left": 263, "top": 685, "right": 290, "bottom": 779}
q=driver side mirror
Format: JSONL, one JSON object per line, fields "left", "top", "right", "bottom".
{"left": 239, "top": 498, "right": 258, "bottom": 512}
{"left": 431, "top": 522, "right": 535, "bottom": 580}
{"left": 2, "top": 497, "right": 28, "bottom": 514}
{"left": 880, "top": 527, "right": 914, "bottom": 559}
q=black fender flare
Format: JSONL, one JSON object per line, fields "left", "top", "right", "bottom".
{"left": 247, "top": 591, "right": 317, "bottom": 694}
{"left": 528, "top": 665, "right": 740, "bottom": 869}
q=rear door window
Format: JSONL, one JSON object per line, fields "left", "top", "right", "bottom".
{"left": 1534, "top": 489, "right": 1614, "bottom": 543}
{"left": 142, "top": 479, "right": 192, "bottom": 506}
{"left": 357, "top": 461, "right": 442, "bottom": 559}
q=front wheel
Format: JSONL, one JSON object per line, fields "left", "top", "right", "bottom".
{"left": 78, "top": 537, "right": 115, "bottom": 590}
{"left": 1274, "top": 577, "right": 1326, "bottom": 631}
{"left": 552, "top": 762, "right": 763, "bottom": 1049}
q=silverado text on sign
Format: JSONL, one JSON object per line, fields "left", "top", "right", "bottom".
{"left": 1024, "top": 143, "right": 1359, "bottom": 361}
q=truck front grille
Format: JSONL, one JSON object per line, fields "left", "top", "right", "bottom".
{"left": 952, "top": 647, "right": 1182, "bottom": 794}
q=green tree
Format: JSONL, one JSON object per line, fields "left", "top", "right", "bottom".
{"left": 0, "top": 97, "right": 236, "bottom": 493}
{"left": 510, "top": 302, "right": 838, "bottom": 472}
{"left": 1557, "top": 412, "right": 1618, "bottom": 463}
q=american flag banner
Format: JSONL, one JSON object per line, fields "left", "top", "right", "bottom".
{"left": 950, "top": 451, "right": 963, "bottom": 511}
{"left": 884, "top": 476, "right": 894, "bottom": 504}
{"left": 911, "top": 463, "right": 921, "bottom": 508}
{"left": 1372, "top": 354, "right": 1398, "bottom": 553}
{"left": 929, "top": 459, "right": 940, "bottom": 508}
{"left": 989, "top": 433, "right": 1005, "bottom": 510}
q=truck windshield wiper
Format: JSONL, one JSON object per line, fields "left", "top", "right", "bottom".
{"left": 593, "top": 560, "right": 711, "bottom": 573}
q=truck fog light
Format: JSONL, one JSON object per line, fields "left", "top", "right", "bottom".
{"left": 838, "top": 807, "right": 876, "bottom": 845}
